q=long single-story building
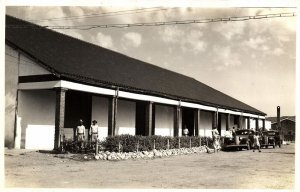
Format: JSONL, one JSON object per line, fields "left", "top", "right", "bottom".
{"left": 5, "top": 15, "right": 267, "bottom": 150}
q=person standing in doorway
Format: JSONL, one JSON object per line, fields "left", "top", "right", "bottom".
{"left": 183, "top": 126, "right": 189, "bottom": 136}
{"left": 90, "top": 120, "right": 99, "bottom": 143}
{"left": 76, "top": 119, "right": 85, "bottom": 149}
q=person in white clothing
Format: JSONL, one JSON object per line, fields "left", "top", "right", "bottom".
{"left": 89, "top": 120, "right": 99, "bottom": 143}
{"left": 76, "top": 119, "right": 85, "bottom": 149}
{"left": 253, "top": 132, "right": 261, "bottom": 152}
{"left": 212, "top": 127, "right": 221, "bottom": 152}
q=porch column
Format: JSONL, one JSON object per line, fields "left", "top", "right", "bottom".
{"left": 226, "top": 113, "right": 230, "bottom": 131}
{"left": 54, "top": 88, "right": 67, "bottom": 150}
{"left": 194, "top": 109, "right": 200, "bottom": 136}
{"left": 238, "top": 115, "right": 242, "bottom": 129}
{"left": 173, "top": 106, "right": 181, "bottom": 136}
{"left": 108, "top": 96, "right": 117, "bottom": 136}
{"left": 262, "top": 119, "right": 265, "bottom": 131}
{"left": 247, "top": 117, "right": 250, "bottom": 129}
{"left": 212, "top": 111, "right": 217, "bottom": 129}
{"left": 145, "top": 102, "right": 154, "bottom": 136}
{"left": 255, "top": 118, "right": 259, "bottom": 131}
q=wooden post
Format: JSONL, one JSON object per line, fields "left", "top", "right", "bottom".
{"left": 262, "top": 119, "right": 266, "bottom": 131}
{"left": 145, "top": 102, "right": 153, "bottom": 136}
{"left": 247, "top": 117, "right": 250, "bottom": 129}
{"left": 136, "top": 140, "right": 139, "bottom": 152}
{"left": 108, "top": 96, "right": 117, "bottom": 136}
{"left": 194, "top": 109, "right": 200, "bottom": 136}
{"left": 189, "top": 137, "right": 192, "bottom": 148}
{"left": 178, "top": 138, "right": 181, "bottom": 149}
{"left": 95, "top": 139, "right": 98, "bottom": 155}
{"left": 226, "top": 113, "right": 230, "bottom": 131}
{"left": 118, "top": 141, "right": 121, "bottom": 153}
{"left": 174, "top": 106, "right": 181, "bottom": 136}
{"left": 153, "top": 139, "right": 156, "bottom": 149}
{"left": 167, "top": 139, "right": 170, "bottom": 149}
{"left": 199, "top": 137, "right": 201, "bottom": 147}
{"left": 54, "top": 88, "right": 67, "bottom": 150}
{"left": 255, "top": 118, "right": 259, "bottom": 131}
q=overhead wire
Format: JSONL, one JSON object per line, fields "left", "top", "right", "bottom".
{"left": 27, "top": 7, "right": 173, "bottom": 22}
{"left": 6, "top": 12, "right": 296, "bottom": 30}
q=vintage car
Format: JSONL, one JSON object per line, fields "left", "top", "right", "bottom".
{"left": 260, "top": 130, "right": 283, "bottom": 148}
{"left": 223, "top": 129, "right": 255, "bottom": 150}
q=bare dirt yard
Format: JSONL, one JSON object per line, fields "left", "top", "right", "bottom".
{"left": 5, "top": 143, "right": 295, "bottom": 189}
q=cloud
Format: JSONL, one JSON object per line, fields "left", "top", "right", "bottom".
{"left": 273, "top": 48, "right": 284, "bottom": 56}
{"left": 122, "top": 32, "right": 142, "bottom": 48}
{"left": 211, "top": 22, "right": 246, "bottom": 40}
{"left": 243, "top": 36, "right": 267, "bottom": 49}
{"left": 92, "top": 32, "right": 114, "bottom": 49}
{"left": 212, "top": 46, "right": 241, "bottom": 71}
{"left": 160, "top": 27, "right": 206, "bottom": 54}
{"left": 159, "top": 26, "right": 184, "bottom": 43}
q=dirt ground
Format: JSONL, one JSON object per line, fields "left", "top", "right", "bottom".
{"left": 5, "top": 143, "right": 295, "bottom": 189}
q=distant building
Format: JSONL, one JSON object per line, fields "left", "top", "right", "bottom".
{"left": 5, "top": 15, "right": 267, "bottom": 150}
{"left": 266, "top": 116, "right": 295, "bottom": 141}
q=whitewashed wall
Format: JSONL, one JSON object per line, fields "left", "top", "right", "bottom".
{"left": 220, "top": 114, "right": 226, "bottom": 136}
{"left": 91, "top": 96, "right": 108, "bottom": 140}
{"left": 199, "top": 110, "right": 213, "bottom": 137}
{"left": 265, "top": 120, "right": 271, "bottom": 130}
{"left": 5, "top": 45, "right": 19, "bottom": 148}
{"left": 155, "top": 105, "right": 174, "bottom": 136}
{"left": 18, "top": 90, "right": 56, "bottom": 149}
{"left": 116, "top": 99, "right": 136, "bottom": 135}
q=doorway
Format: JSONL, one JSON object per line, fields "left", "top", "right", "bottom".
{"left": 182, "top": 107, "right": 195, "bottom": 136}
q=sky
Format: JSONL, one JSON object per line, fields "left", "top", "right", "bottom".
{"left": 5, "top": 6, "right": 296, "bottom": 117}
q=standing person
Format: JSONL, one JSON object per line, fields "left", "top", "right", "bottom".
{"left": 183, "top": 126, "right": 189, "bottom": 136}
{"left": 212, "top": 127, "right": 221, "bottom": 153}
{"left": 253, "top": 132, "right": 261, "bottom": 152}
{"left": 76, "top": 119, "right": 85, "bottom": 149}
{"left": 232, "top": 126, "right": 236, "bottom": 137}
{"left": 89, "top": 120, "right": 99, "bottom": 143}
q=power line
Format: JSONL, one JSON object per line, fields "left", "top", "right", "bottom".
{"left": 7, "top": 12, "right": 296, "bottom": 30}
{"left": 27, "top": 7, "right": 172, "bottom": 22}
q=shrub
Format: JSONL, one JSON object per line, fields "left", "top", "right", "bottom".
{"left": 100, "top": 134, "right": 214, "bottom": 153}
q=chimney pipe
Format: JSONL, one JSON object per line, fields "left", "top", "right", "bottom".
{"left": 277, "top": 106, "right": 281, "bottom": 130}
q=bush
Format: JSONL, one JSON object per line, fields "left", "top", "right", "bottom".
{"left": 100, "top": 134, "right": 214, "bottom": 153}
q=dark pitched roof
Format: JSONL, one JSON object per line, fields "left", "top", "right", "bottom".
{"left": 5, "top": 15, "right": 266, "bottom": 115}
{"left": 266, "top": 116, "right": 296, "bottom": 123}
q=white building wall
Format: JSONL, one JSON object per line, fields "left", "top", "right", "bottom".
{"left": 220, "top": 114, "right": 226, "bottom": 136}
{"left": 5, "top": 45, "right": 19, "bottom": 148}
{"left": 155, "top": 105, "right": 174, "bottom": 136}
{"left": 199, "top": 110, "right": 212, "bottom": 137}
{"left": 18, "top": 90, "right": 56, "bottom": 149}
{"left": 116, "top": 99, "right": 136, "bottom": 135}
{"left": 91, "top": 96, "right": 108, "bottom": 140}
{"left": 250, "top": 119, "right": 256, "bottom": 130}
{"left": 265, "top": 120, "right": 271, "bottom": 130}
{"left": 19, "top": 55, "right": 51, "bottom": 76}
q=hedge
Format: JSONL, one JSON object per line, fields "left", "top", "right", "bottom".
{"left": 100, "top": 135, "right": 214, "bottom": 153}
{"left": 62, "top": 134, "right": 215, "bottom": 153}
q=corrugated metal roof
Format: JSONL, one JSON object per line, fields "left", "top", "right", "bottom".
{"left": 5, "top": 15, "right": 266, "bottom": 115}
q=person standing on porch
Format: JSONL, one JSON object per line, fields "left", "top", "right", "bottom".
{"left": 76, "top": 119, "right": 85, "bottom": 149}
{"left": 89, "top": 120, "right": 99, "bottom": 143}
{"left": 183, "top": 126, "right": 189, "bottom": 136}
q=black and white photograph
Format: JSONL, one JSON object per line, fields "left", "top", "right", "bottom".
{"left": 2, "top": 0, "right": 298, "bottom": 190}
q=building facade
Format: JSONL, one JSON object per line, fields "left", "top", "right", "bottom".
{"left": 5, "top": 15, "right": 266, "bottom": 150}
